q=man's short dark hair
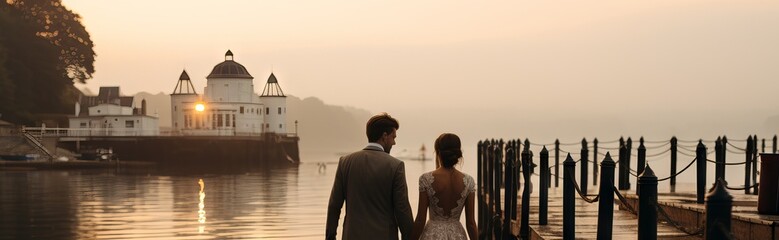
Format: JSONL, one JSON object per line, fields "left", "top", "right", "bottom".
{"left": 366, "top": 113, "right": 399, "bottom": 142}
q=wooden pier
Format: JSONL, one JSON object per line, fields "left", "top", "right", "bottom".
{"left": 477, "top": 136, "right": 779, "bottom": 240}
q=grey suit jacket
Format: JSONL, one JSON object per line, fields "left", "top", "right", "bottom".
{"left": 326, "top": 145, "right": 414, "bottom": 240}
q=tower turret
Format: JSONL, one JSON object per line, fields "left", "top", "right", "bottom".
{"left": 260, "top": 72, "right": 287, "bottom": 134}
{"left": 170, "top": 70, "right": 201, "bottom": 133}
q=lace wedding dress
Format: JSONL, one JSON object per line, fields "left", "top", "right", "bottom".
{"left": 418, "top": 172, "right": 475, "bottom": 240}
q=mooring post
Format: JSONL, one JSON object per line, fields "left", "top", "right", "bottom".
{"left": 593, "top": 138, "right": 599, "bottom": 186}
{"left": 495, "top": 141, "right": 503, "bottom": 217}
{"left": 618, "top": 138, "right": 628, "bottom": 190}
{"left": 722, "top": 136, "right": 728, "bottom": 180}
{"left": 745, "top": 136, "right": 753, "bottom": 194}
{"left": 477, "top": 140, "right": 484, "bottom": 230}
{"left": 555, "top": 139, "right": 560, "bottom": 188}
{"left": 636, "top": 138, "right": 646, "bottom": 195}
{"left": 715, "top": 137, "right": 724, "bottom": 183}
{"left": 581, "top": 138, "right": 589, "bottom": 195}
{"left": 596, "top": 152, "right": 616, "bottom": 240}
{"left": 753, "top": 135, "right": 759, "bottom": 195}
{"left": 520, "top": 147, "right": 531, "bottom": 240}
{"left": 486, "top": 141, "right": 495, "bottom": 240}
{"left": 563, "top": 154, "right": 576, "bottom": 240}
{"left": 626, "top": 137, "right": 633, "bottom": 189}
{"left": 638, "top": 164, "right": 658, "bottom": 240}
{"left": 773, "top": 135, "right": 777, "bottom": 153}
{"left": 503, "top": 147, "right": 514, "bottom": 239}
{"left": 696, "top": 140, "right": 707, "bottom": 204}
{"left": 670, "top": 137, "right": 677, "bottom": 191}
{"left": 762, "top": 138, "right": 766, "bottom": 154}
{"left": 539, "top": 146, "right": 549, "bottom": 225}
{"left": 706, "top": 178, "right": 734, "bottom": 240}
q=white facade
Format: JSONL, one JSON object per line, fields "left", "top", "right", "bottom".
{"left": 169, "top": 50, "right": 288, "bottom": 136}
{"left": 68, "top": 115, "right": 159, "bottom": 136}
{"left": 260, "top": 96, "right": 287, "bottom": 133}
{"left": 69, "top": 87, "right": 159, "bottom": 136}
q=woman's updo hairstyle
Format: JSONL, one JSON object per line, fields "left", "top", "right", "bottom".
{"left": 435, "top": 133, "right": 463, "bottom": 168}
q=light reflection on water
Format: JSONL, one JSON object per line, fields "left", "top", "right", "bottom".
{"left": 0, "top": 156, "right": 441, "bottom": 240}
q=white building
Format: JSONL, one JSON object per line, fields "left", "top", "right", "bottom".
{"left": 170, "top": 50, "right": 288, "bottom": 136}
{"left": 69, "top": 87, "right": 159, "bottom": 136}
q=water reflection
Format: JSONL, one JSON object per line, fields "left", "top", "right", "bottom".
{"left": 198, "top": 179, "right": 206, "bottom": 234}
{"left": 0, "top": 159, "right": 437, "bottom": 239}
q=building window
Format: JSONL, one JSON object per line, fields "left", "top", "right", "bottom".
{"left": 212, "top": 114, "right": 216, "bottom": 128}
{"left": 278, "top": 107, "right": 282, "bottom": 115}
{"left": 174, "top": 106, "right": 177, "bottom": 111}
{"left": 279, "top": 124, "right": 282, "bottom": 129}
{"left": 226, "top": 113, "right": 231, "bottom": 127}
{"left": 232, "top": 114, "right": 236, "bottom": 127}
{"left": 80, "top": 122, "right": 87, "bottom": 128}
{"left": 240, "top": 106, "right": 244, "bottom": 114}
{"left": 217, "top": 114, "right": 223, "bottom": 127}
{"left": 265, "top": 107, "right": 269, "bottom": 115}
{"left": 125, "top": 120, "right": 134, "bottom": 128}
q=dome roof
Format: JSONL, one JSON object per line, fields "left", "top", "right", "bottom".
{"left": 206, "top": 50, "right": 253, "bottom": 79}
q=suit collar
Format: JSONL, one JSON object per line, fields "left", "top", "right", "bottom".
{"left": 364, "top": 142, "right": 384, "bottom": 152}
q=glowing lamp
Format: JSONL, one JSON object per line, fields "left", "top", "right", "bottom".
{"left": 195, "top": 103, "right": 205, "bottom": 112}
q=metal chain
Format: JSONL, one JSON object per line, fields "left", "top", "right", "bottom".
{"left": 727, "top": 142, "right": 746, "bottom": 151}
{"left": 657, "top": 158, "right": 697, "bottom": 182}
{"left": 612, "top": 187, "right": 637, "bottom": 215}
{"left": 724, "top": 182, "right": 759, "bottom": 191}
{"left": 646, "top": 148, "right": 671, "bottom": 157}
{"left": 705, "top": 158, "right": 748, "bottom": 166}
{"left": 566, "top": 171, "right": 599, "bottom": 203}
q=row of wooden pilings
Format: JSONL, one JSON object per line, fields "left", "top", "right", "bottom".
{"left": 476, "top": 136, "right": 772, "bottom": 240}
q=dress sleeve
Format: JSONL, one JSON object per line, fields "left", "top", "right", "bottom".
{"left": 467, "top": 174, "right": 475, "bottom": 194}
{"left": 418, "top": 174, "right": 428, "bottom": 193}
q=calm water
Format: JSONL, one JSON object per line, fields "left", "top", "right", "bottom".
{"left": 0, "top": 154, "right": 450, "bottom": 240}
{"left": 0, "top": 141, "right": 751, "bottom": 240}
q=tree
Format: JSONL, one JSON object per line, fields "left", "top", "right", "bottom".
{"left": 0, "top": 0, "right": 95, "bottom": 125}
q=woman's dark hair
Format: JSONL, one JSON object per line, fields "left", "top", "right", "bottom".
{"left": 435, "top": 133, "right": 462, "bottom": 168}
{"left": 366, "top": 113, "right": 399, "bottom": 142}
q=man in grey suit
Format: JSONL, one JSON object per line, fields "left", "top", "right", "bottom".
{"left": 326, "top": 113, "right": 414, "bottom": 240}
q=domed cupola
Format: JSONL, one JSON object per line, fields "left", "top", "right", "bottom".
{"left": 206, "top": 50, "right": 253, "bottom": 79}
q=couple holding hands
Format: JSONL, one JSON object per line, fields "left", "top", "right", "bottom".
{"left": 326, "top": 113, "right": 477, "bottom": 240}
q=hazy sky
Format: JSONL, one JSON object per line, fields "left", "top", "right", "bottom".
{"left": 63, "top": 0, "right": 779, "bottom": 154}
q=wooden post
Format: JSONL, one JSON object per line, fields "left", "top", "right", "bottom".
{"left": 520, "top": 147, "right": 531, "bottom": 240}
{"left": 762, "top": 138, "right": 766, "bottom": 154}
{"left": 580, "top": 138, "right": 589, "bottom": 195}
{"left": 596, "top": 152, "right": 616, "bottom": 240}
{"left": 503, "top": 147, "right": 515, "bottom": 238}
{"left": 638, "top": 164, "right": 658, "bottom": 240}
{"left": 722, "top": 136, "right": 728, "bottom": 181}
{"left": 493, "top": 142, "right": 502, "bottom": 220}
{"left": 753, "top": 135, "right": 759, "bottom": 195}
{"left": 745, "top": 136, "right": 753, "bottom": 194}
{"left": 477, "top": 140, "right": 484, "bottom": 231}
{"left": 670, "top": 137, "right": 677, "bottom": 191}
{"left": 773, "top": 135, "right": 777, "bottom": 153}
{"left": 619, "top": 137, "right": 628, "bottom": 190}
{"left": 715, "top": 137, "right": 724, "bottom": 183}
{"left": 555, "top": 139, "right": 560, "bottom": 188}
{"left": 697, "top": 140, "right": 707, "bottom": 204}
{"left": 636, "top": 138, "right": 646, "bottom": 195}
{"left": 539, "top": 146, "right": 549, "bottom": 225}
{"left": 706, "top": 179, "right": 733, "bottom": 240}
{"left": 593, "top": 138, "right": 599, "bottom": 186}
{"left": 627, "top": 137, "right": 633, "bottom": 189}
{"left": 563, "top": 154, "right": 576, "bottom": 240}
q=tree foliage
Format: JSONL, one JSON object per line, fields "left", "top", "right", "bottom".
{"left": 0, "top": 0, "right": 95, "bottom": 125}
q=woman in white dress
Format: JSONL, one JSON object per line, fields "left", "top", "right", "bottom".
{"left": 411, "top": 133, "right": 478, "bottom": 240}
